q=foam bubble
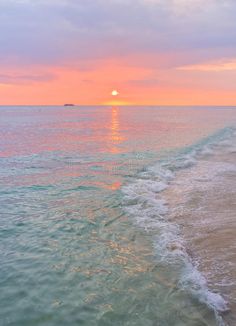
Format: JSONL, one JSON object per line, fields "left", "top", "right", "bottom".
{"left": 174, "top": 156, "right": 197, "bottom": 169}
{"left": 199, "top": 146, "right": 213, "bottom": 157}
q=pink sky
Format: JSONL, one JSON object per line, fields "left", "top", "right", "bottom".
{"left": 1, "top": 1, "right": 236, "bottom": 105}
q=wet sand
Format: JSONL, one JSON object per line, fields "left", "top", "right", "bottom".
{"left": 163, "top": 137, "right": 236, "bottom": 325}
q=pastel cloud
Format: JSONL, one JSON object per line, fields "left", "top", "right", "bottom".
{"left": 177, "top": 58, "right": 236, "bottom": 71}
{"left": 0, "top": 73, "right": 56, "bottom": 85}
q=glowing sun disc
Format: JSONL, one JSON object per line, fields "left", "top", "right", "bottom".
{"left": 111, "top": 90, "right": 119, "bottom": 96}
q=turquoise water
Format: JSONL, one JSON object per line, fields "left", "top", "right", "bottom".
{"left": 0, "top": 106, "right": 235, "bottom": 326}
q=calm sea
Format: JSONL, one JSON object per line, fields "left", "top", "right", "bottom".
{"left": 0, "top": 106, "right": 236, "bottom": 326}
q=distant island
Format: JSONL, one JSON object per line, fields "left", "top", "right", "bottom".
{"left": 64, "top": 104, "right": 75, "bottom": 107}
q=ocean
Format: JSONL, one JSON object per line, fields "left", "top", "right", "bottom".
{"left": 0, "top": 106, "right": 235, "bottom": 326}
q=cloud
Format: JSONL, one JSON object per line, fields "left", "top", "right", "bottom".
{"left": 0, "top": 73, "right": 56, "bottom": 85}
{"left": 0, "top": 0, "right": 236, "bottom": 66}
{"left": 177, "top": 58, "right": 236, "bottom": 71}
{"left": 126, "top": 78, "right": 161, "bottom": 87}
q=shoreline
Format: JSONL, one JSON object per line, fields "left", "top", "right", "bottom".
{"left": 122, "top": 127, "right": 236, "bottom": 326}
{"left": 163, "top": 131, "right": 236, "bottom": 325}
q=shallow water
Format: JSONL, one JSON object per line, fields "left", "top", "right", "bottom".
{"left": 0, "top": 106, "right": 236, "bottom": 325}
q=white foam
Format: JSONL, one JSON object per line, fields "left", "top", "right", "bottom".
{"left": 218, "top": 139, "right": 233, "bottom": 147}
{"left": 147, "top": 166, "right": 175, "bottom": 181}
{"left": 174, "top": 156, "right": 197, "bottom": 169}
{"left": 199, "top": 146, "right": 213, "bottom": 157}
{"left": 181, "top": 262, "right": 229, "bottom": 317}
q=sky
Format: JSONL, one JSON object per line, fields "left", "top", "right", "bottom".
{"left": 0, "top": 0, "right": 236, "bottom": 105}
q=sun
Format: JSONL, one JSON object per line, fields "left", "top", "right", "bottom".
{"left": 111, "top": 90, "right": 119, "bottom": 96}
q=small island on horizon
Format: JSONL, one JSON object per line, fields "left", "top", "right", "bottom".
{"left": 64, "top": 103, "right": 75, "bottom": 107}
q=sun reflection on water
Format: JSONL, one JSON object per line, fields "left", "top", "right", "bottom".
{"left": 109, "top": 106, "right": 125, "bottom": 154}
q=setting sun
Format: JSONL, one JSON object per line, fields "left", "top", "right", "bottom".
{"left": 111, "top": 90, "right": 119, "bottom": 96}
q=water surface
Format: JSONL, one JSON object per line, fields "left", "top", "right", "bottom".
{"left": 0, "top": 106, "right": 236, "bottom": 325}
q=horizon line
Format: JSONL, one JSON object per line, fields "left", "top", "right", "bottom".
{"left": 0, "top": 104, "right": 236, "bottom": 107}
